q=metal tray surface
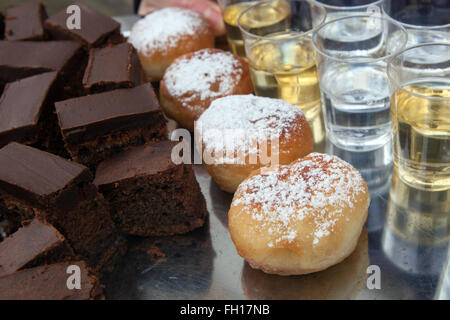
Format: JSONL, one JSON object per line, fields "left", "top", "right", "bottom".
{"left": 104, "top": 15, "right": 449, "bottom": 300}
{"left": 104, "top": 159, "right": 449, "bottom": 300}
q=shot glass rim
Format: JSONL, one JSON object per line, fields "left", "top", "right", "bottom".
{"left": 311, "top": 14, "right": 408, "bottom": 64}
{"left": 387, "top": 42, "right": 450, "bottom": 102}
{"left": 381, "top": 4, "right": 450, "bottom": 30}
{"left": 310, "top": 0, "right": 383, "bottom": 11}
{"left": 217, "top": 0, "right": 251, "bottom": 11}
{"left": 237, "top": 0, "right": 327, "bottom": 41}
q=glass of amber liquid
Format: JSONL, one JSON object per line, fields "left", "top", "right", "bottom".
{"left": 218, "top": 0, "right": 262, "bottom": 58}
{"left": 238, "top": 0, "right": 327, "bottom": 146}
{"left": 388, "top": 43, "right": 450, "bottom": 191}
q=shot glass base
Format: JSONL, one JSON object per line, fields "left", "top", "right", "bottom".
{"left": 327, "top": 130, "right": 392, "bottom": 153}
{"left": 394, "top": 161, "right": 450, "bottom": 192}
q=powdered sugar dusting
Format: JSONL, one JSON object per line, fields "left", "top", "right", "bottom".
{"left": 128, "top": 8, "right": 208, "bottom": 55}
{"left": 164, "top": 49, "right": 243, "bottom": 111}
{"left": 196, "top": 95, "right": 306, "bottom": 164}
{"left": 233, "top": 153, "right": 368, "bottom": 247}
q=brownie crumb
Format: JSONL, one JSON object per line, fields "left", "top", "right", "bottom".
{"left": 147, "top": 245, "right": 166, "bottom": 260}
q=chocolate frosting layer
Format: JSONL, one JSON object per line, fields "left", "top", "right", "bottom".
{"left": 5, "top": 2, "right": 47, "bottom": 41}
{"left": 0, "top": 40, "right": 81, "bottom": 82}
{"left": 0, "top": 261, "right": 101, "bottom": 300}
{"left": 0, "top": 72, "right": 57, "bottom": 146}
{"left": 83, "top": 42, "right": 142, "bottom": 89}
{"left": 94, "top": 141, "right": 179, "bottom": 186}
{"left": 55, "top": 83, "right": 162, "bottom": 143}
{"left": 0, "top": 143, "right": 91, "bottom": 204}
{"left": 45, "top": 2, "right": 120, "bottom": 47}
{"left": 0, "top": 218, "right": 67, "bottom": 277}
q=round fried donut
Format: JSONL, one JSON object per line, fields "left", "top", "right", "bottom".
{"left": 128, "top": 7, "right": 214, "bottom": 81}
{"left": 194, "top": 95, "right": 313, "bottom": 193}
{"left": 241, "top": 229, "right": 369, "bottom": 299}
{"left": 228, "top": 153, "right": 370, "bottom": 275}
{"left": 160, "top": 48, "right": 253, "bottom": 131}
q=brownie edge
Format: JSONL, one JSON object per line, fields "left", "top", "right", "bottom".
{"left": 0, "top": 218, "right": 75, "bottom": 277}
{"left": 0, "top": 261, "right": 103, "bottom": 300}
{"left": 95, "top": 141, "right": 208, "bottom": 236}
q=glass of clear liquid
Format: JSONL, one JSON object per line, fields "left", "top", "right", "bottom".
{"left": 312, "top": 15, "right": 408, "bottom": 151}
{"left": 382, "top": 0, "right": 450, "bottom": 47}
{"left": 238, "top": 0, "right": 327, "bottom": 146}
{"left": 388, "top": 43, "right": 450, "bottom": 192}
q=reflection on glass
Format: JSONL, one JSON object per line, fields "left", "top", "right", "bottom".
{"left": 326, "top": 139, "right": 392, "bottom": 232}
{"left": 436, "top": 247, "right": 450, "bottom": 300}
{"left": 241, "top": 229, "right": 369, "bottom": 299}
{"left": 382, "top": 170, "right": 449, "bottom": 276}
{"left": 326, "top": 139, "right": 392, "bottom": 190}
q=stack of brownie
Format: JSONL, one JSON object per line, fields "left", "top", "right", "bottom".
{"left": 0, "top": 1, "right": 208, "bottom": 300}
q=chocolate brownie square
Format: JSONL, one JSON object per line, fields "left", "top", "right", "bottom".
{"left": 0, "top": 218, "right": 75, "bottom": 277}
{"left": 0, "top": 142, "right": 119, "bottom": 269}
{"left": 4, "top": 2, "right": 47, "bottom": 41}
{"left": 55, "top": 83, "right": 167, "bottom": 169}
{"left": 83, "top": 42, "right": 145, "bottom": 94}
{"left": 0, "top": 40, "right": 85, "bottom": 97}
{"left": 0, "top": 261, "right": 103, "bottom": 300}
{"left": 0, "top": 12, "right": 4, "bottom": 40}
{"left": 0, "top": 72, "right": 61, "bottom": 151}
{"left": 45, "top": 2, "right": 124, "bottom": 49}
{"left": 94, "top": 141, "right": 208, "bottom": 236}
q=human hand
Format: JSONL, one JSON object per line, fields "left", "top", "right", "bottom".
{"left": 138, "top": 0, "right": 225, "bottom": 35}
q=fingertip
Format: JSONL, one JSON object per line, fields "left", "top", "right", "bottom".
{"left": 203, "top": 6, "right": 226, "bottom": 36}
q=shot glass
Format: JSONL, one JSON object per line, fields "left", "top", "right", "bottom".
{"left": 383, "top": 0, "right": 450, "bottom": 46}
{"left": 311, "top": 0, "right": 384, "bottom": 22}
{"left": 312, "top": 15, "right": 408, "bottom": 151}
{"left": 388, "top": 43, "right": 450, "bottom": 191}
{"left": 238, "top": 0, "right": 327, "bottom": 146}
{"left": 218, "top": 0, "right": 262, "bottom": 58}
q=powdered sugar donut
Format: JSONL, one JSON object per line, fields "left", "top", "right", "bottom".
{"left": 229, "top": 153, "right": 370, "bottom": 275}
{"left": 241, "top": 229, "right": 369, "bottom": 299}
{"left": 160, "top": 48, "right": 253, "bottom": 130}
{"left": 195, "top": 95, "right": 313, "bottom": 193}
{"left": 128, "top": 8, "right": 214, "bottom": 81}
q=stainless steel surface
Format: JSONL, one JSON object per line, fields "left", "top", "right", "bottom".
{"left": 105, "top": 153, "right": 449, "bottom": 300}
{"left": 113, "top": 15, "right": 140, "bottom": 38}
{"left": 105, "top": 16, "right": 450, "bottom": 300}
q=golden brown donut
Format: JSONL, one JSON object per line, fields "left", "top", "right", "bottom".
{"left": 160, "top": 48, "right": 253, "bottom": 131}
{"left": 241, "top": 229, "right": 369, "bottom": 300}
{"left": 128, "top": 7, "right": 214, "bottom": 81}
{"left": 241, "top": 228, "right": 370, "bottom": 300}
{"left": 229, "top": 153, "right": 370, "bottom": 275}
{"left": 194, "top": 95, "right": 313, "bottom": 193}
